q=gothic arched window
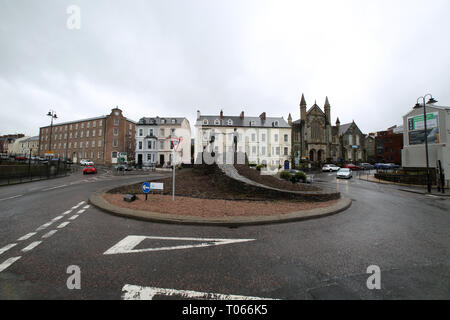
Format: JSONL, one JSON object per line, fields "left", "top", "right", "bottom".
{"left": 311, "top": 121, "right": 322, "bottom": 141}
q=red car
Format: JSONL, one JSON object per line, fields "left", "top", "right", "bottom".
{"left": 83, "top": 165, "right": 97, "bottom": 174}
{"left": 343, "top": 163, "right": 361, "bottom": 171}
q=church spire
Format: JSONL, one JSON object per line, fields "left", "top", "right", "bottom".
{"left": 324, "top": 96, "right": 330, "bottom": 124}
{"left": 300, "top": 93, "right": 307, "bottom": 121}
{"left": 300, "top": 93, "right": 307, "bottom": 106}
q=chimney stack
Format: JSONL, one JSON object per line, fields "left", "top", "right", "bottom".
{"left": 197, "top": 110, "right": 200, "bottom": 120}
{"left": 220, "top": 110, "right": 223, "bottom": 119}
{"left": 259, "top": 112, "right": 266, "bottom": 121}
{"left": 240, "top": 111, "right": 244, "bottom": 120}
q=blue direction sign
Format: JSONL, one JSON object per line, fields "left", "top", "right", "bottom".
{"left": 142, "top": 182, "right": 151, "bottom": 194}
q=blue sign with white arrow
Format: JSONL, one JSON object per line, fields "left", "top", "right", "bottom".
{"left": 142, "top": 182, "right": 151, "bottom": 194}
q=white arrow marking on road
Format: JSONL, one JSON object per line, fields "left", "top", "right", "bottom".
{"left": 121, "top": 284, "right": 278, "bottom": 300}
{"left": 104, "top": 236, "right": 255, "bottom": 255}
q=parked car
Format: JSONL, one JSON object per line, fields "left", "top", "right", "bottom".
{"left": 343, "top": 163, "right": 360, "bottom": 171}
{"left": 375, "top": 163, "right": 400, "bottom": 170}
{"left": 337, "top": 168, "right": 353, "bottom": 179}
{"left": 64, "top": 159, "right": 73, "bottom": 165}
{"left": 80, "top": 159, "right": 94, "bottom": 166}
{"left": 83, "top": 165, "right": 97, "bottom": 174}
{"left": 14, "top": 156, "right": 26, "bottom": 161}
{"left": 115, "top": 163, "right": 133, "bottom": 171}
{"left": 359, "top": 163, "right": 374, "bottom": 170}
{"left": 322, "top": 164, "right": 341, "bottom": 172}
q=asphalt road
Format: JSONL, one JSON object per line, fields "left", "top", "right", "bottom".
{"left": 0, "top": 168, "right": 449, "bottom": 300}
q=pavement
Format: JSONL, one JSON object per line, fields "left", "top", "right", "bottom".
{"left": 357, "top": 172, "right": 450, "bottom": 197}
{"left": 0, "top": 168, "right": 449, "bottom": 300}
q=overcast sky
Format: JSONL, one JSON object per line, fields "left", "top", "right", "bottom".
{"left": 1, "top": 0, "right": 449, "bottom": 137}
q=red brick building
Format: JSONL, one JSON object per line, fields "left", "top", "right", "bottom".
{"left": 39, "top": 107, "right": 135, "bottom": 165}
{"left": 375, "top": 127, "right": 403, "bottom": 165}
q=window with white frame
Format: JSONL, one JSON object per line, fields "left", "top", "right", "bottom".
{"left": 284, "top": 134, "right": 288, "bottom": 142}
{"left": 98, "top": 140, "right": 102, "bottom": 147}
{"left": 139, "top": 129, "right": 143, "bottom": 136}
{"left": 114, "top": 118, "right": 119, "bottom": 125}
{"left": 114, "top": 128, "right": 119, "bottom": 136}
{"left": 284, "top": 147, "right": 288, "bottom": 156}
{"left": 113, "top": 139, "right": 118, "bottom": 147}
{"left": 214, "top": 119, "right": 220, "bottom": 125}
{"left": 227, "top": 119, "right": 233, "bottom": 126}
{"left": 203, "top": 119, "right": 208, "bottom": 125}
{"left": 274, "top": 134, "right": 278, "bottom": 142}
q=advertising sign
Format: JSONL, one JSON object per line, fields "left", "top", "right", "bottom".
{"left": 408, "top": 128, "right": 440, "bottom": 145}
{"left": 407, "top": 112, "right": 439, "bottom": 131}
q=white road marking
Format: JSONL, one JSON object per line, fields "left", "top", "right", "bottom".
{"left": 0, "top": 194, "right": 23, "bottom": 202}
{"left": 36, "top": 222, "right": 53, "bottom": 231}
{"left": 21, "top": 241, "right": 42, "bottom": 252}
{"left": 104, "top": 236, "right": 255, "bottom": 255}
{"left": 52, "top": 215, "right": 64, "bottom": 222}
{"left": 42, "top": 184, "right": 67, "bottom": 191}
{"left": 42, "top": 230, "right": 58, "bottom": 239}
{"left": 77, "top": 209, "right": 85, "bottom": 214}
{"left": 82, "top": 205, "right": 90, "bottom": 209}
{"left": 71, "top": 201, "right": 86, "bottom": 209}
{"left": 69, "top": 215, "right": 79, "bottom": 220}
{"left": 0, "top": 243, "right": 17, "bottom": 256}
{"left": 122, "top": 285, "right": 278, "bottom": 300}
{"left": 57, "top": 222, "right": 70, "bottom": 229}
{"left": 17, "top": 232, "right": 37, "bottom": 241}
{"left": 62, "top": 210, "right": 73, "bottom": 215}
{"left": 0, "top": 256, "right": 22, "bottom": 273}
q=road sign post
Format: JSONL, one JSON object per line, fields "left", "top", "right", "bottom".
{"left": 170, "top": 137, "right": 181, "bottom": 201}
{"left": 142, "top": 182, "right": 150, "bottom": 201}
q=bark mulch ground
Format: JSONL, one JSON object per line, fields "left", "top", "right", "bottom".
{"left": 108, "top": 168, "right": 260, "bottom": 200}
{"left": 104, "top": 193, "right": 337, "bottom": 217}
{"left": 108, "top": 166, "right": 322, "bottom": 201}
{"left": 234, "top": 165, "right": 320, "bottom": 192}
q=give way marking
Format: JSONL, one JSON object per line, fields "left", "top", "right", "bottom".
{"left": 104, "top": 235, "right": 255, "bottom": 255}
{"left": 122, "top": 284, "right": 278, "bottom": 300}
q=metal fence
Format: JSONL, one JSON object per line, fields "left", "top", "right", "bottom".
{"left": 0, "top": 161, "right": 76, "bottom": 186}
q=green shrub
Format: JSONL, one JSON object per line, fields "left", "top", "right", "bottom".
{"left": 256, "top": 164, "right": 265, "bottom": 171}
{"left": 280, "top": 170, "right": 292, "bottom": 180}
{"left": 295, "top": 171, "right": 307, "bottom": 182}
{"left": 248, "top": 163, "right": 257, "bottom": 167}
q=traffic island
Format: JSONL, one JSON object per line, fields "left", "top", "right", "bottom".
{"left": 90, "top": 191, "right": 352, "bottom": 226}
{"left": 89, "top": 164, "right": 351, "bottom": 226}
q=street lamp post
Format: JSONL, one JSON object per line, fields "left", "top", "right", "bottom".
{"left": 415, "top": 95, "right": 438, "bottom": 193}
{"left": 47, "top": 110, "right": 57, "bottom": 158}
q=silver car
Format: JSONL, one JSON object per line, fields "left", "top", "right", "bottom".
{"left": 322, "top": 164, "right": 340, "bottom": 172}
{"left": 336, "top": 168, "right": 353, "bottom": 179}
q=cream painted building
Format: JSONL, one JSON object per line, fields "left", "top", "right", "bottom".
{"left": 195, "top": 110, "right": 292, "bottom": 168}
{"left": 8, "top": 136, "right": 31, "bottom": 156}
{"left": 138, "top": 117, "right": 192, "bottom": 166}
